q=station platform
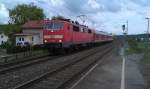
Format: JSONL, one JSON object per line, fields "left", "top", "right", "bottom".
{"left": 71, "top": 49, "right": 148, "bottom": 89}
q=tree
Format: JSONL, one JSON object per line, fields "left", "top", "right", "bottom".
{"left": 51, "top": 16, "right": 66, "bottom": 20}
{"left": 3, "top": 24, "right": 21, "bottom": 46}
{"left": 4, "top": 24, "right": 21, "bottom": 35}
{"left": 9, "top": 4, "right": 45, "bottom": 25}
{"left": 6, "top": 4, "right": 45, "bottom": 46}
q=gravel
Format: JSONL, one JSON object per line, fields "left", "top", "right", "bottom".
{"left": 0, "top": 44, "right": 111, "bottom": 89}
{"left": 27, "top": 46, "right": 111, "bottom": 89}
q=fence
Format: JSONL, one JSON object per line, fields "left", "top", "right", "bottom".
{"left": 0, "top": 50, "right": 49, "bottom": 65}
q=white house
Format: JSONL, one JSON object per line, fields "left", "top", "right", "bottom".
{"left": 0, "top": 33, "right": 8, "bottom": 45}
{"left": 15, "top": 20, "right": 44, "bottom": 46}
{"left": 15, "top": 33, "right": 40, "bottom": 46}
{"left": 0, "top": 25, "right": 8, "bottom": 45}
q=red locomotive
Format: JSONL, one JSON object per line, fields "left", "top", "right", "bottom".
{"left": 43, "top": 19, "right": 113, "bottom": 52}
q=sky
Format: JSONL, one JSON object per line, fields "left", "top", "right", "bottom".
{"left": 0, "top": 0, "right": 150, "bottom": 35}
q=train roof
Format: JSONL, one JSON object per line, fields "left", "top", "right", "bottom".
{"left": 23, "top": 20, "right": 112, "bottom": 36}
{"left": 95, "top": 30, "right": 112, "bottom": 36}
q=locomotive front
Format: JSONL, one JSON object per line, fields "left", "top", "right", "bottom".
{"left": 43, "top": 20, "right": 65, "bottom": 49}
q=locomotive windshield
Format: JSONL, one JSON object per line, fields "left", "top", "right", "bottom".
{"left": 45, "top": 22, "right": 64, "bottom": 30}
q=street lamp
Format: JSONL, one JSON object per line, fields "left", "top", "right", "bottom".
{"left": 145, "top": 17, "right": 150, "bottom": 52}
{"left": 145, "top": 17, "right": 150, "bottom": 42}
{"left": 145, "top": 17, "right": 150, "bottom": 35}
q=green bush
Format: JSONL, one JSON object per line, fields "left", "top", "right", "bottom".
{"left": 6, "top": 46, "right": 30, "bottom": 54}
{"left": 144, "top": 52, "right": 150, "bottom": 64}
{"left": 6, "top": 44, "right": 45, "bottom": 54}
{"left": 33, "top": 44, "right": 45, "bottom": 50}
{"left": 127, "top": 38, "right": 144, "bottom": 54}
{"left": 0, "top": 42, "right": 11, "bottom": 49}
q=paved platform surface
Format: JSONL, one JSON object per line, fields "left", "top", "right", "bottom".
{"left": 72, "top": 49, "right": 148, "bottom": 89}
{"left": 125, "top": 54, "right": 148, "bottom": 89}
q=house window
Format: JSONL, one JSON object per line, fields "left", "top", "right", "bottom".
{"left": 32, "top": 37, "right": 34, "bottom": 41}
{"left": 1, "top": 35, "right": 3, "bottom": 38}
{"left": 19, "top": 38, "right": 21, "bottom": 41}
{"left": 19, "top": 37, "right": 24, "bottom": 41}
{"left": 22, "top": 38, "right": 24, "bottom": 41}
{"left": 1, "top": 41, "right": 4, "bottom": 44}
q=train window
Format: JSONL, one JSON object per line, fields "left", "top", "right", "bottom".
{"left": 73, "top": 26, "right": 80, "bottom": 32}
{"left": 45, "top": 22, "right": 64, "bottom": 30}
{"left": 84, "top": 28, "right": 88, "bottom": 33}
{"left": 80, "top": 27, "right": 84, "bottom": 32}
{"left": 88, "top": 29, "right": 92, "bottom": 33}
{"left": 83, "top": 28, "right": 85, "bottom": 32}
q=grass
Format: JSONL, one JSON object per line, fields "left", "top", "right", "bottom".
{"left": 126, "top": 38, "right": 150, "bottom": 64}
{"left": 126, "top": 40, "right": 144, "bottom": 54}
{"left": 144, "top": 52, "right": 150, "bottom": 64}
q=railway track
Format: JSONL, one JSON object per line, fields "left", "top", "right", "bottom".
{"left": 0, "top": 56, "right": 60, "bottom": 74}
{"left": 0, "top": 43, "right": 112, "bottom": 89}
{"left": 0, "top": 44, "right": 98, "bottom": 74}
{"left": 0, "top": 47, "right": 95, "bottom": 74}
{"left": 12, "top": 44, "right": 112, "bottom": 89}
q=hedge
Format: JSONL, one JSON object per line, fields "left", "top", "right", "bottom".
{"left": 6, "top": 44, "right": 45, "bottom": 54}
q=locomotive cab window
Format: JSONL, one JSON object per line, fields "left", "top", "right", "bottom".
{"left": 45, "top": 22, "right": 64, "bottom": 30}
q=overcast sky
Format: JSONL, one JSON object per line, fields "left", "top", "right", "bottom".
{"left": 0, "top": 0, "right": 150, "bottom": 35}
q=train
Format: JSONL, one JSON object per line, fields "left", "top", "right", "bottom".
{"left": 43, "top": 19, "right": 113, "bottom": 53}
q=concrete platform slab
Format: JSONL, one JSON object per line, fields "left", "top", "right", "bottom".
{"left": 72, "top": 51, "right": 122, "bottom": 89}
{"left": 71, "top": 50, "right": 148, "bottom": 89}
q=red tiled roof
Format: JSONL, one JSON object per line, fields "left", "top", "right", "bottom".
{"left": 21, "top": 19, "right": 69, "bottom": 29}
{"left": 22, "top": 20, "right": 45, "bottom": 29}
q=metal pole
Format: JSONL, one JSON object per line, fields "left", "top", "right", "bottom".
{"left": 145, "top": 18, "right": 149, "bottom": 40}
{"left": 126, "top": 20, "right": 128, "bottom": 34}
{"left": 148, "top": 18, "right": 149, "bottom": 44}
{"left": 147, "top": 18, "right": 149, "bottom": 34}
{"left": 145, "top": 17, "right": 150, "bottom": 52}
{"left": 148, "top": 19, "right": 149, "bottom": 37}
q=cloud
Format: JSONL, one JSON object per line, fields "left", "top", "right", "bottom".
{"left": 130, "top": 0, "right": 150, "bottom": 7}
{"left": 96, "top": 0, "right": 122, "bottom": 12}
{"left": 0, "top": 0, "right": 150, "bottom": 34}
{"left": 63, "top": 0, "right": 87, "bottom": 14}
{"left": 63, "top": 0, "right": 122, "bottom": 15}
{"left": 0, "top": 3, "right": 9, "bottom": 24}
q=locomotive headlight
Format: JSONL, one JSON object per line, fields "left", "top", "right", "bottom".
{"left": 59, "top": 40, "right": 62, "bottom": 42}
{"left": 44, "top": 40, "right": 47, "bottom": 43}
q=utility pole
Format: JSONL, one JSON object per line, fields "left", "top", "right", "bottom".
{"left": 126, "top": 20, "right": 128, "bottom": 34}
{"left": 145, "top": 17, "right": 150, "bottom": 36}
